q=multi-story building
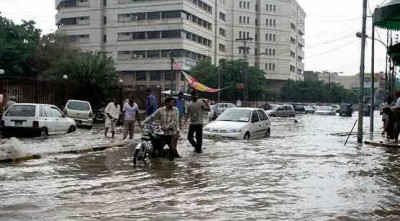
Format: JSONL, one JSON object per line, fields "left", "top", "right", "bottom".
{"left": 56, "top": 0, "right": 305, "bottom": 92}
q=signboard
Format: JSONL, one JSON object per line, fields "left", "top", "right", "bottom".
{"left": 236, "top": 83, "right": 244, "bottom": 89}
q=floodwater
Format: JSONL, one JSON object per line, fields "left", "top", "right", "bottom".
{"left": 1, "top": 113, "right": 400, "bottom": 220}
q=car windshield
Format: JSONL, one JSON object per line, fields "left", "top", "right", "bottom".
{"left": 5, "top": 105, "right": 36, "bottom": 117}
{"left": 67, "top": 101, "right": 90, "bottom": 111}
{"left": 217, "top": 109, "right": 251, "bottom": 122}
{"left": 271, "top": 105, "right": 282, "bottom": 111}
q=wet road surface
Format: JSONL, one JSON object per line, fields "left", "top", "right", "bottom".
{"left": 1, "top": 113, "right": 400, "bottom": 220}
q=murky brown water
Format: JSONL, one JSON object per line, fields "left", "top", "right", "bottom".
{"left": 1, "top": 113, "right": 400, "bottom": 220}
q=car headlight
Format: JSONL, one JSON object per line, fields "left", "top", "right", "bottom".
{"left": 228, "top": 128, "right": 241, "bottom": 133}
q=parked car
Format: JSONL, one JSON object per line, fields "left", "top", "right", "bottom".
{"left": 338, "top": 103, "right": 353, "bottom": 117}
{"left": 287, "top": 103, "right": 306, "bottom": 114}
{"left": 64, "top": 100, "right": 93, "bottom": 129}
{"left": 265, "top": 104, "right": 296, "bottom": 117}
{"left": 331, "top": 104, "right": 340, "bottom": 113}
{"left": 204, "top": 108, "right": 271, "bottom": 140}
{"left": 304, "top": 105, "right": 315, "bottom": 114}
{"left": 93, "top": 107, "right": 105, "bottom": 123}
{"left": 213, "top": 103, "right": 236, "bottom": 118}
{"left": 0, "top": 103, "right": 76, "bottom": 137}
{"left": 315, "top": 106, "right": 336, "bottom": 115}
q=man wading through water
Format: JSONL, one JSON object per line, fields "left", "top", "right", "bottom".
{"left": 184, "top": 90, "right": 210, "bottom": 153}
{"left": 141, "top": 97, "right": 180, "bottom": 161}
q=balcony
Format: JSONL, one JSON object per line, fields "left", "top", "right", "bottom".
{"left": 56, "top": 0, "right": 89, "bottom": 10}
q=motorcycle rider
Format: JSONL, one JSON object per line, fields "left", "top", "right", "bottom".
{"left": 141, "top": 97, "right": 180, "bottom": 161}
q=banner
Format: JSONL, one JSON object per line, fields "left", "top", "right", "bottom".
{"left": 181, "top": 70, "right": 222, "bottom": 93}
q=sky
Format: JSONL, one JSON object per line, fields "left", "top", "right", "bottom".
{"left": 0, "top": 0, "right": 397, "bottom": 75}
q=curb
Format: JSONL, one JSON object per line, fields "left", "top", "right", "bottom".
{"left": 0, "top": 141, "right": 130, "bottom": 165}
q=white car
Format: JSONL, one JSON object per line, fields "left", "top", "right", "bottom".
{"left": 315, "top": 106, "right": 336, "bottom": 115}
{"left": 1, "top": 103, "right": 76, "bottom": 137}
{"left": 64, "top": 100, "right": 93, "bottom": 128}
{"left": 204, "top": 108, "right": 271, "bottom": 140}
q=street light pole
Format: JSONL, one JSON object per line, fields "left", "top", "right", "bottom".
{"left": 357, "top": 0, "right": 367, "bottom": 143}
{"left": 170, "top": 56, "right": 174, "bottom": 94}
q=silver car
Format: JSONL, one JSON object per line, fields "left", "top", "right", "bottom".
{"left": 265, "top": 104, "right": 296, "bottom": 117}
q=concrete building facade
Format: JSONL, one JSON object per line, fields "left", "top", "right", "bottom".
{"left": 56, "top": 0, "right": 305, "bottom": 91}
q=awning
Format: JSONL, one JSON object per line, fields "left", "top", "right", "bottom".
{"left": 373, "top": 0, "right": 400, "bottom": 30}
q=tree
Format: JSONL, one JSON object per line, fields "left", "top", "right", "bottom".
{"left": 280, "top": 80, "right": 358, "bottom": 103}
{"left": 42, "top": 52, "right": 119, "bottom": 107}
{"left": 0, "top": 15, "right": 41, "bottom": 77}
{"left": 189, "top": 59, "right": 266, "bottom": 101}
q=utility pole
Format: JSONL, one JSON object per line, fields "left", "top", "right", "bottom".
{"left": 170, "top": 56, "right": 174, "bottom": 94}
{"left": 236, "top": 37, "right": 253, "bottom": 104}
{"left": 218, "top": 66, "right": 221, "bottom": 102}
{"left": 370, "top": 22, "right": 375, "bottom": 133}
{"left": 357, "top": 0, "right": 367, "bottom": 143}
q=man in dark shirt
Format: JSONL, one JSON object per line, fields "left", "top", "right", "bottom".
{"left": 146, "top": 89, "right": 157, "bottom": 116}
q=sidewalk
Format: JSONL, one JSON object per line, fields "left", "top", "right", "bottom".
{"left": 364, "top": 131, "right": 400, "bottom": 148}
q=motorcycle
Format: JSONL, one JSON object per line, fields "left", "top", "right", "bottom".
{"left": 133, "top": 124, "right": 176, "bottom": 165}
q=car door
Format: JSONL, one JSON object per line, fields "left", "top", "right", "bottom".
{"left": 257, "top": 110, "right": 269, "bottom": 135}
{"left": 50, "top": 106, "right": 66, "bottom": 133}
{"left": 250, "top": 110, "right": 261, "bottom": 138}
{"left": 43, "top": 105, "right": 56, "bottom": 134}
{"left": 51, "top": 106, "right": 70, "bottom": 133}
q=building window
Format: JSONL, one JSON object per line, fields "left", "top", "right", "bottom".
{"left": 136, "top": 71, "right": 146, "bottom": 81}
{"left": 219, "top": 28, "right": 226, "bottom": 37}
{"left": 103, "top": 16, "right": 107, "bottom": 25}
{"left": 239, "top": 1, "right": 242, "bottom": 8}
{"left": 239, "top": 31, "right": 242, "bottom": 38}
{"left": 150, "top": 72, "right": 161, "bottom": 81}
{"left": 219, "top": 12, "right": 226, "bottom": 21}
{"left": 103, "top": 34, "right": 106, "bottom": 43}
{"left": 247, "top": 2, "right": 250, "bottom": 9}
{"left": 247, "top": 17, "right": 250, "bottom": 24}
{"left": 239, "top": 16, "right": 242, "bottom": 23}
{"left": 147, "top": 31, "right": 161, "bottom": 39}
{"left": 148, "top": 12, "right": 160, "bottom": 20}
{"left": 219, "top": 44, "right": 226, "bottom": 52}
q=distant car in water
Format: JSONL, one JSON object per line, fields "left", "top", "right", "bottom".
{"left": 208, "top": 103, "right": 236, "bottom": 122}
{"left": 204, "top": 108, "right": 271, "bottom": 140}
{"left": 287, "top": 103, "right": 306, "bottom": 114}
{"left": 1, "top": 103, "right": 76, "bottom": 137}
{"left": 64, "top": 100, "right": 93, "bottom": 129}
{"left": 304, "top": 105, "right": 315, "bottom": 114}
{"left": 315, "top": 106, "right": 336, "bottom": 115}
{"left": 338, "top": 103, "right": 353, "bottom": 117}
{"left": 265, "top": 104, "right": 296, "bottom": 117}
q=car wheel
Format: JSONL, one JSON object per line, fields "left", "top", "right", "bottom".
{"left": 87, "top": 125, "right": 93, "bottom": 130}
{"left": 270, "top": 114, "right": 275, "bottom": 117}
{"left": 68, "top": 125, "right": 76, "bottom": 133}
{"left": 291, "top": 114, "right": 295, "bottom": 117}
{"left": 243, "top": 132, "right": 250, "bottom": 140}
{"left": 40, "top": 128, "right": 48, "bottom": 138}
{"left": 265, "top": 129, "right": 271, "bottom": 138}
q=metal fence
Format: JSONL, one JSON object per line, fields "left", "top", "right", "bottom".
{"left": 0, "top": 78, "right": 66, "bottom": 108}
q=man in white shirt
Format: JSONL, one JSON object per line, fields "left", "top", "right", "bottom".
{"left": 123, "top": 96, "right": 139, "bottom": 140}
{"left": 104, "top": 99, "right": 120, "bottom": 138}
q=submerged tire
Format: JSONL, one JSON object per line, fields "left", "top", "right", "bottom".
{"left": 243, "top": 132, "right": 250, "bottom": 140}
{"left": 265, "top": 129, "right": 271, "bottom": 138}
{"left": 40, "top": 128, "right": 48, "bottom": 138}
{"left": 68, "top": 125, "right": 76, "bottom": 133}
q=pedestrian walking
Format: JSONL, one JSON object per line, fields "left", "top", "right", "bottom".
{"left": 175, "top": 91, "right": 186, "bottom": 129}
{"left": 123, "top": 95, "right": 139, "bottom": 140}
{"left": 184, "top": 90, "right": 210, "bottom": 153}
{"left": 104, "top": 99, "right": 120, "bottom": 139}
{"left": 141, "top": 97, "right": 180, "bottom": 161}
{"left": 236, "top": 99, "right": 242, "bottom": 107}
{"left": 146, "top": 89, "right": 157, "bottom": 116}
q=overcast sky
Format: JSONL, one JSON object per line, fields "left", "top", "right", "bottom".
{"left": 0, "top": 0, "right": 396, "bottom": 75}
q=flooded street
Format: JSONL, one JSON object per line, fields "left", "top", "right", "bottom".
{"left": 1, "top": 113, "right": 400, "bottom": 220}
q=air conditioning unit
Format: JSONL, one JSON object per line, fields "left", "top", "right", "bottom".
{"left": 132, "top": 16, "right": 138, "bottom": 21}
